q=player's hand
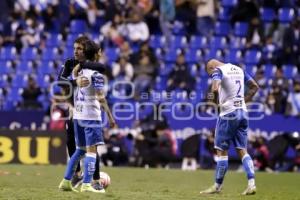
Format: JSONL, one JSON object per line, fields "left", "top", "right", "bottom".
{"left": 110, "top": 122, "right": 118, "bottom": 129}
{"left": 76, "top": 76, "right": 90, "bottom": 87}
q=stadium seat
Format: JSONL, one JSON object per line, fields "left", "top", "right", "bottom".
{"left": 0, "top": 46, "right": 17, "bottom": 60}
{"left": 62, "top": 47, "right": 73, "bottom": 59}
{"left": 46, "top": 33, "right": 63, "bottom": 47}
{"left": 7, "top": 87, "right": 23, "bottom": 102}
{"left": 20, "top": 47, "right": 38, "bottom": 61}
{"left": 37, "top": 61, "right": 56, "bottom": 75}
{"left": 164, "top": 48, "right": 181, "bottom": 63}
{"left": 209, "top": 36, "right": 228, "bottom": 49}
{"left": 66, "top": 34, "right": 80, "bottom": 47}
{"left": 70, "top": 20, "right": 88, "bottom": 34}
{"left": 12, "top": 74, "right": 29, "bottom": 88}
{"left": 159, "top": 63, "right": 173, "bottom": 76}
{"left": 172, "top": 21, "right": 186, "bottom": 35}
{"left": 15, "top": 61, "right": 34, "bottom": 74}
{"left": 185, "top": 49, "right": 202, "bottom": 64}
{"left": 224, "top": 49, "right": 242, "bottom": 64}
{"left": 261, "top": 64, "right": 276, "bottom": 78}
{"left": 189, "top": 35, "right": 208, "bottom": 49}
{"left": 41, "top": 48, "right": 60, "bottom": 61}
{"left": 37, "top": 75, "right": 51, "bottom": 89}
{"left": 234, "top": 22, "right": 248, "bottom": 37}
{"left": 218, "top": 7, "right": 231, "bottom": 21}
{"left": 278, "top": 8, "right": 295, "bottom": 23}
{"left": 149, "top": 35, "right": 165, "bottom": 49}
{"left": 105, "top": 48, "right": 120, "bottom": 64}
{"left": 214, "top": 22, "right": 231, "bottom": 36}
{"left": 282, "top": 65, "right": 298, "bottom": 78}
{"left": 168, "top": 36, "right": 187, "bottom": 49}
{"left": 0, "top": 61, "right": 14, "bottom": 74}
{"left": 260, "top": 8, "right": 276, "bottom": 22}
{"left": 230, "top": 37, "right": 247, "bottom": 49}
{"left": 245, "top": 50, "right": 262, "bottom": 65}
{"left": 221, "top": 0, "right": 237, "bottom": 7}
{"left": 204, "top": 49, "right": 223, "bottom": 62}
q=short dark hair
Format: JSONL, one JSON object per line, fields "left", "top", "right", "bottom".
{"left": 74, "top": 35, "right": 90, "bottom": 46}
{"left": 84, "top": 40, "right": 100, "bottom": 61}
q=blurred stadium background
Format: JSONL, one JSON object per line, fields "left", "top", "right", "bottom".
{"left": 0, "top": 0, "right": 300, "bottom": 175}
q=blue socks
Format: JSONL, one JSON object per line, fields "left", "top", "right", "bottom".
{"left": 215, "top": 156, "right": 228, "bottom": 186}
{"left": 242, "top": 154, "right": 255, "bottom": 186}
{"left": 83, "top": 152, "right": 97, "bottom": 184}
{"left": 64, "top": 149, "right": 85, "bottom": 180}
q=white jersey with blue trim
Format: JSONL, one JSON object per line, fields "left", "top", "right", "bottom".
{"left": 213, "top": 63, "right": 250, "bottom": 116}
{"left": 73, "top": 69, "right": 105, "bottom": 121}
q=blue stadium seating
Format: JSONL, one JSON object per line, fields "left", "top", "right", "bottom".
{"left": 150, "top": 35, "right": 165, "bottom": 49}
{"left": 261, "top": 64, "right": 276, "bottom": 78}
{"left": 104, "top": 47, "right": 120, "bottom": 64}
{"left": 221, "top": 0, "right": 237, "bottom": 7}
{"left": 204, "top": 49, "right": 223, "bottom": 62}
{"left": 37, "top": 61, "right": 56, "bottom": 75}
{"left": 260, "top": 8, "right": 276, "bottom": 22}
{"left": 0, "top": 61, "right": 14, "bottom": 74}
{"left": 224, "top": 49, "right": 242, "bottom": 64}
{"left": 185, "top": 49, "right": 202, "bottom": 64}
{"left": 11, "top": 74, "right": 28, "bottom": 88}
{"left": 209, "top": 36, "right": 228, "bottom": 49}
{"left": 41, "top": 48, "right": 60, "bottom": 61}
{"left": 214, "top": 22, "right": 231, "bottom": 36}
{"left": 283, "top": 65, "right": 298, "bottom": 78}
{"left": 16, "top": 61, "right": 34, "bottom": 74}
{"left": 62, "top": 47, "right": 73, "bottom": 59}
{"left": 70, "top": 20, "right": 87, "bottom": 34}
{"left": 66, "top": 34, "right": 80, "bottom": 47}
{"left": 168, "top": 36, "right": 187, "bottom": 49}
{"left": 218, "top": 7, "right": 231, "bottom": 21}
{"left": 234, "top": 22, "right": 248, "bottom": 37}
{"left": 37, "top": 75, "right": 51, "bottom": 89}
{"left": 7, "top": 87, "right": 22, "bottom": 101}
{"left": 46, "top": 34, "right": 62, "bottom": 47}
{"left": 245, "top": 50, "right": 262, "bottom": 65}
{"left": 0, "top": 46, "right": 17, "bottom": 60}
{"left": 229, "top": 37, "right": 246, "bottom": 49}
{"left": 164, "top": 48, "right": 181, "bottom": 63}
{"left": 190, "top": 35, "right": 208, "bottom": 49}
{"left": 20, "top": 47, "right": 38, "bottom": 61}
{"left": 278, "top": 8, "right": 295, "bottom": 23}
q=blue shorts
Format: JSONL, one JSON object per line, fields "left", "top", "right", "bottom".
{"left": 215, "top": 109, "right": 248, "bottom": 151}
{"left": 73, "top": 119, "right": 104, "bottom": 148}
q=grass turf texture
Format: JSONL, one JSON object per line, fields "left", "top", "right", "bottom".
{"left": 0, "top": 164, "right": 299, "bottom": 200}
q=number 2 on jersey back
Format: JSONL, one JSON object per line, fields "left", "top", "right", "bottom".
{"left": 235, "top": 80, "right": 241, "bottom": 97}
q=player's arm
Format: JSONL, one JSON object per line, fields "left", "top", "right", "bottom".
{"left": 58, "top": 59, "right": 78, "bottom": 86}
{"left": 92, "top": 72, "right": 117, "bottom": 128}
{"left": 209, "top": 69, "right": 222, "bottom": 103}
{"left": 96, "top": 90, "right": 117, "bottom": 128}
{"left": 244, "top": 71, "right": 259, "bottom": 103}
{"left": 81, "top": 61, "right": 106, "bottom": 73}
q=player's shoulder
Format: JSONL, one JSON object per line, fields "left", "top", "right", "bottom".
{"left": 63, "top": 58, "right": 78, "bottom": 68}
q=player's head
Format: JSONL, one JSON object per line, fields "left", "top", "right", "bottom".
{"left": 74, "top": 35, "right": 90, "bottom": 62}
{"left": 206, "top": 59, "right": 224, "bottom": 76}
{"left": 83, "top": 40, "right": 100, "bottom": 61}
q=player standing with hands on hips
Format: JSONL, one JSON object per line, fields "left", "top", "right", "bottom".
{"left": 59, "top": 40, "right": 117, "bottom": 193}
{"left": 200, "top": 59, "right": 259, "bottom": 195}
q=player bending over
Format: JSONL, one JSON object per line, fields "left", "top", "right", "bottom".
{"left": 59, "top": 40, "right": 117, "bottom": 193}
{"left": 200, "top": 59, "right": 259, "bottom": 195}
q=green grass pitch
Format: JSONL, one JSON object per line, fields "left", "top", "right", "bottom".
{"left": 0, "top": 164, "right": 299, "bottom": 200}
